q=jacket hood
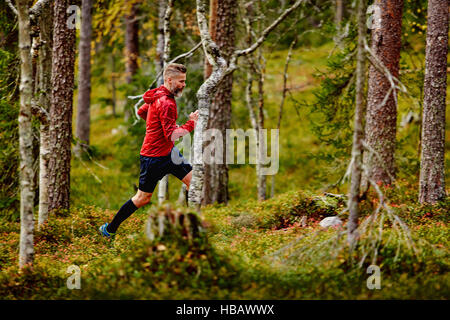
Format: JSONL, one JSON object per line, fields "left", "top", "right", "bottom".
{"left": 143, "top": 85, "right": 174, "bottom": 104}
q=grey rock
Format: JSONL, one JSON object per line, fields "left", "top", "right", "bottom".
{"left": 319, "top": 216, "right": 343, "bottom": 228}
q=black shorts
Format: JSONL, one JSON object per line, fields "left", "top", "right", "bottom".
{"left": 138, "top": 146, "right": 192, "bottom": 193}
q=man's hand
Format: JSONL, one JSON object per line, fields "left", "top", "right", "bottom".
{"left": 189, "top": 110, "right": 199, "bottom": 123}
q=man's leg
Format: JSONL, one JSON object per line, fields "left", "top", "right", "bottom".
{"left": 106, "top": 190, "right": 152, "bottom": 234}
{"left": 181, "top": 170, "right": 192, "bottom": 190}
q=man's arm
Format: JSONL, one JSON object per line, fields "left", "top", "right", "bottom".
{"left": 159, "top": 101, "right": 197, "bottom": 141}
{"left": 137, "top": 103, "right": 149, "bottom": 120}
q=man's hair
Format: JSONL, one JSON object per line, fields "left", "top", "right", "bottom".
{"left": 163, "top": 63, "right": 186, "bottom": 81}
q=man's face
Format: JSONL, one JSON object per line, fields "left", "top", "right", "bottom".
{"left": 167, "top": 73, "right": 186, "bottom": 98}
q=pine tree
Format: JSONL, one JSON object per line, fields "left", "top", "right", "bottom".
{"left": 47, "top": 0, "right": 76, "bottom": 212}
{"left": 419, "top": 0, "right": 448, "bottom": 204}
{"left": 362, "top": 0, "right": 404, "bottom": 188}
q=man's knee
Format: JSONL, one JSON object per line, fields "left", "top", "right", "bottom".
{"left": 132, "top": 192, "right": 152, "bottom": 208}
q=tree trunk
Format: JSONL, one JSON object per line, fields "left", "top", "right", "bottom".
{"left": 203, "top": 0, "right": 218, "bottom": 80}
{"left": 347, "top": 0, "right": 367, "bottom": 247}
{"left": 202, "top": 0, "right": 236, "bottom": 205}
{"left": 37, "top": 2, "right": 53, "bottom": 228}
{"left": 419, "top": 0, "right": 448, "bottom": 204}
{"left": 335, "top": 0, "right": 343, "bottom": 26}
{"left": 17, "top": 0, "right": 35, "bottom": 268}
{"left": 75, "top": 0, "right": 93, "bottom": 154}
{"left": 158, "top": 0, "right": 173, "bottom": 204}
{"left": 124, "top": 0, "right": 140, "bottom": 121}
{"left": 47, "top": 0, "right": 76, "bottom": 212}
{"left": 256, "top": 45, "right": 267, "bottom": 201}
{"left": 156, "top": 0, "right": 166, "bottom": 85}
{"left": 362, "top": 0, "right": 404, "bottom": 188}
{"left": 110, "top": 53, "right": 117, "bottom": 116}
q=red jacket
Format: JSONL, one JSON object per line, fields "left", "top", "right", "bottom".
{"left": 138, "top": 85, "right": 195, "bottom": 157}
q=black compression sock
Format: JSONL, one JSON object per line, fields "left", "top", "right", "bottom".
{"left": 106, "top": 199, "right": 139, "bottom": 233}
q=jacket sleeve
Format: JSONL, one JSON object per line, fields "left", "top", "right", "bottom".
{"left": 137, "top": 103, "right": 149, "bottom": 120}
{"left": 158, "top": 99, "right": 195, "bottom": 141}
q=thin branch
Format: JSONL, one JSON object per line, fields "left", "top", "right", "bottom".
{"left": 6, "top": 0, "right": 18, "bottom": 16}
{"left": 277, "top": 35, "right": 297, "bottom": 130}
{"left": 235, "top": 0, "right": 305, "bottom": 58}
{"left": 31, "top": 101, "right": 50, "bottom": 124}
{"left": 228, "top": 0, "right": 305, "bottom": 74}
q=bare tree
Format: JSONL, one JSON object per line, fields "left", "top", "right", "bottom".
{"left": 362, "top": 0, "right": 404, "bottom": 189}
{"left": 75, "top": 0, "right": 93, "bottom": 155}
{"left": 419, "top": 0, "right": 448, "bottom": 204}
{"left": 271, "top": 36, "right": 297, "bottom": 198}
{"left": 47, "top": 0, "right": 76, "bottom": 212}
{"left": 347, "top": 0, "right": 367, "bottom": 247}
{"left": 188, "top": 0, "right": 305, "bottom": 212}
{"left": 243, "top": 1, "right": 268, "bottom": 201}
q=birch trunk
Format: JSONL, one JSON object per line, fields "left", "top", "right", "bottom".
{"left": 17, "top": 0, "right": 35, "bottom": 268}
{"left": 75, "top": 0, "right": 93, "bottom": 154}
{"left": 47, "top": 0, "right": 76, "bottom": 212}
{"left": 362, "top": 0, "right": 404, "bottom": 188}
{"left": 158, "top": 0, "right": 173, "bottom": 205}
{"left": 202, "top": 0, "right": 218, "bottom": 205}
{"left": 37, "top": 2, "right": 53, "bottom": 228}
{"left": 256, "top": 46, "right": 266, "bottom": 201}
{"left": 156, "top": 0, "right": 167, "bottom": 85}
{"left": 419, "top": 0, "right": 448, "bottom": 204}
{"left": 348, "top": 0, "right": 367, "bottom": 247}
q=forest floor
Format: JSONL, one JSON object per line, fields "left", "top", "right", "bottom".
{"left": 0, "top": 42, "right": 449, "bottom": 299}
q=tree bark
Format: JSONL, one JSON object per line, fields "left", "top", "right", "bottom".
{"left": 348, "top": 0, "right": 367, "bottom": 247}
{"left": 124, "top": 0, "right": 140, "bottom": 121}
{"left": 47, "top": 0, "right": 76, "bottom": 212}
{"left": 156, "top": 0, "right": 166, "bottom": 85}
{"left": 202, "top": 0, "right": 236, "bottom": 205}
{"left": 37, "top": 2, "right": 53, "bottom": 228}
{"left": 362, "top": 0, "right": 404, "bottom": 188}
{"left": 256, "top": 46, "right": 267, "bottom": 201}
{"left": 17, "top": 0, "right": 35, "bottom": 268}
{"left": 110, "top": 53, "right": 117, "bottom": 116}
{"left": 158, "top": 0, "right": 173, "bottom": 205}
{"left": 335, "top": 0, "right": 344, "bottom": 26}
{"left": 75, "top": 0, "right": 93, "bottom": 154}
{"left": 203, "top": 0, "right": 218, "bottom": 80}
{"left": 419, "top": 0, "right": 448, "bottom": 204}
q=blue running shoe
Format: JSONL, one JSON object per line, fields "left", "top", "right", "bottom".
{"left": 99, "top": 223, "right": 116, "bottom": 240}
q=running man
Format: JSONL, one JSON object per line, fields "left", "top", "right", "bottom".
{"left": 99, "top": 63, "right": 199, "bottom": 239}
